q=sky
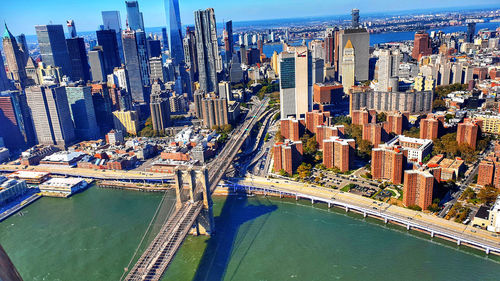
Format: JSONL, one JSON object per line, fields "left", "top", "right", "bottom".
{"left": 0, "top": 0, "right": 499, "bottom": 35}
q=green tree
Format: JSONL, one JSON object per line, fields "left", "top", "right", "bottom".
{"left": 297, "top": 163, "right": 312, "bottom": 179}
{"left": 433, "top": 99, "right": 446, "bottom": 111}
{"left": 478, "top": 185, "right": 499, "bottom": 204}
{"left": 275, "top": 129, "right": 284, "bottom": 142}
{"left": 279, "top": 169, "right": 290, "bottom": 177}
{"left": 403, "top": 127, "right": 420, "bottom": 138}
{"left": 377, "top": 112, "right": 387, "bottom": 123}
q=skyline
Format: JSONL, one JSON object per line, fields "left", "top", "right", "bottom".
{"left": 1, "top": 0, "right": 499, "bottom": 35}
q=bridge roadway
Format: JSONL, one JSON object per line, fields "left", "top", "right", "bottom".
{"left": 123, "top": 98, "right": 270, "bottom": 281}
{"left": 225, "top": 176, "right": 500, "bottom": 255}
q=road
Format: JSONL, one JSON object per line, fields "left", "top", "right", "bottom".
{"left": 230, "top": 175, "right": 500, "bottom": 252}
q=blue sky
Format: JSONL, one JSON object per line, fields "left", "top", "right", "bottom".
{"left": 1, "top": 0, "right": 499, "bottom": 35}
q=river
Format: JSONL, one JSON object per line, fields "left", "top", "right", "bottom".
{"left": 0, "top": 186, "right": 499, "bottom": 280}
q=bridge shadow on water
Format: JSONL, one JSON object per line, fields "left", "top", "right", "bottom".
{"left": 192, "top": 191, "right": 277, "bottom": 281}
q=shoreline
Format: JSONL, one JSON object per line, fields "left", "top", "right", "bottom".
{"left": 213, "top": 188, "right": 500, "bottom": 257}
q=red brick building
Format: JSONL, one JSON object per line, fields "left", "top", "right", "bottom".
{"left": 362, "top": 122, "right": 383, "bottom": 147}
{"left": 273, "top": 140, "right": 303, "bottom": 176}
{"left": 313, "top": 83, "right": 344, "bottom": 105}
{"left": 351, "top": 108, "right": 376, "bottom": 126}
{"left": 411, "top": 31, "right": 432, "bottom": 60}
{"left": 403, "top": 170, "right": 434, "bottom": 210}
{"left": 280, "top": 118, "right": 305, "bottom": 142}
{"left": 384, "top": 111, "right": 409, "bottom": 135}
{"left": 305, "top": 110, "right": 331, "bottom": 134}
{"left": 371, "top": 146, "right": 405, "bottom": 184}
{"left": 323, "top": 137, "right": 355, "bottom": 172}
{"left": 456, "top": 119, "right": 480, "bottom": 148}
{"left": 420, "top": 114, "right": 443, "bottom": 140}
{"left": 316, "top": 125, "right": 345, "bottom": 149}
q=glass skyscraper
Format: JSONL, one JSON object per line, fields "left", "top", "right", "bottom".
{"left": 35, "top": 25, "right": 72, "bottom": 76}
{"left": 125, "top": 1, "right": 144, "bottom": 31}
{"left": 102, "top": 11, "right": 124, "bottom": 63}
{"left": 165, "top": 0, "right": 184, "bottom": 65}
{"left": 122, "top": 29, "right": 146, "bottom": 103}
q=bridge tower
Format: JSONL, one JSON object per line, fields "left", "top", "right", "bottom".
{"left": 173, "top": 167, "right": 215, "bottom": 236}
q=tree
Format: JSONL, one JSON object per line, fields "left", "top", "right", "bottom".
{"left": 432, "top": 99, "right": 446, "bottom": 111}
{"left": 357, "top": 139, "right": 373, "bottom": 159}
{"left": 408, "top": 205, "right": 422, "bottom": 211}
{"left": 478, "top": 185, "right": 499, "bottom": 204}
{"left": 279, "top": 169, "right": 290, "bottom": 177}
{"left": 457, "top": 143, "right": 477, "bottom": 163}
{"left": 403, "top": 127, "right": 420, "bottom": 138}
{"left": 377, "top": 112, "right": 387, "bottom": 123}
{"left": 275, "top": 129, "right": 284, "bottom": 142}
{"left": 297, "top": 163, "right": 312, "bottom": 179}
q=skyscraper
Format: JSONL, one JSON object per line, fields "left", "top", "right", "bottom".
{"left": 279, "top": 45, "right": 313, "bottom": 119}
{"left": 3, "top": 23, "right": 28, "bottom": 87}
{"left": 96, "top": 29, "right": 121, "bottom": 75}
{"left": 0, "top": 90, "right": 35, "bottom": 149}
{"left": 351, "top": 9, "right": 360, "bottom": 28}
{"left": 194, "top": 8, "right": 222, "bottom": 94}
{"left": 466, "top": 22, "right": 476, "bottom": 43}
{"left": 147, "top": 37, "right": 162, "bottom": 58}
{"left": 161, "top": 27, "right": 169, "bottom": 51}
{"left": 337, "top": 28, "right": 369, "bottom": 82}
{"left": 135, "top": 30, "right": 151, "bottom": 87}
{"left": 102, "top": 11, "right": 124, "bottom": 63}
{"left": 15, "top": 34, "right": 29, "bottom": 65}
{"left": 89, "top": 47, "right": 106, "bottom": 82}
{"left": 341, "top": 40, "right": 355, "bottom": 94}
{"left": 65, "top": 84, "right": 100, "bottom": 140}
{"left": 411, "top": 31, "right": 432, "bottom": 60}
{"left": 66, "top": 37, "right": 91, "bottom": 82}
{"left": 165, "top": 0, "right": 185, "bottom": 65}
{"left": 183, "top": 26, "right": 198, "bottom": 78}
{"left": 122, "top": 29, "right": 146, "bottom": 102}
{"left": 66, "top": 20, "right": 77, "bottom": 38}
{"left": 150, "top": 80, "right": 171, "bottom": 132}
{"left": 224, "top": 20, "right": 234, "bottom": 63}
{"left": 201, "top": 96, "right": 228, "bottom": 128}
{"left": 25, "top": 85, "right": 76, "bottom": 148}
{"left": 403, "top": 170, "right": 434, "bottom": 210}
{"left": 125, "top": 1, "right": 144, "bottom": 31}
{"left": 35, "top": 25, "right": 72, "bottom": 76}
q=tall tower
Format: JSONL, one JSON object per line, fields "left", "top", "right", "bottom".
{"left": 150, "top": 80, "right": 171, "bottom": 132}
{"left": 342, "top": 40, "right": 355, "bottom": 94}
{"left": 3, "top": 23, "right": 28, "bottom": 87}
{"left": 165, "top": 0, "right": 185, "bottom": 65}
{"left": 35, "top": 25, "right": 72, "bottom": 76}
{"left": 102, "top": 11, "right": 124, "bottom": 63}
{"left": 194, "top": 8, "right": 222, "bottom": 94}
{"left": 66, "top": 36, "right": 91, "bottom": 82}
{"left": 25, "top": 85, "right": 76, "bottom": 148}
{"left": 224, "top": 20, "right": 234, "bottom": 63}
{"left": 351, "top": 9, "right": 360, "bottom": 28}
{"left": 125, "top": 1, "right": 144, "bottom": 31}
{"left": 0, "top": 54, "right": 10, "bottom": 91}
{"left": 66, "top": 20, "right": 77, "bottom": 38}
{"left": 122, "top": 28, "right": 146, "bottom": 103}
{"left": 466, "top": 22, "right": 476, "bottom": 43}
{"left": 65, "top": 84, "right": 100, "bottom": 140}
{"left": 411, "top": 31, "right": 432, "bottom": 60}
{"left": 96, "top": 29, "right": 121, "bottom": 75}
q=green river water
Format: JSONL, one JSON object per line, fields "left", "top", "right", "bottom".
{"left": 0, "top": 186, "right": 499, "bottom": 281}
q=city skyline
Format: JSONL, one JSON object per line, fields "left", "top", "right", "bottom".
{"left": 1, "top": 0, "right": 499, "bottom": 35}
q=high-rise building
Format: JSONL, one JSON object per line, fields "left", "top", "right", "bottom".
{"left": 165, "top": 0, "right": 185, "bottom": 65}
{"left": 0, "top": 90, "right": 35, "bottom": 149}
{"left": 25, "top": 85, "right": 76, "bottom": 148}
{"left": 351, "top": 108, "right": 376, "bottom": 125}
{"left": 161, "top": 27, "right": 169, "bottom": 52}
{"left": 183, "top": 26, "right": 198, "bottom": 78}
{"left": 112, "top": 110, "right": 139, "bottom": 135}
{"left": 362, "top": 122, "right": 383, "bottom": 147}
{"left": 102, "top": 11, "right": 124, "bottom": 63}
{"left": 466, "top": 22, "right": 476, "bottom": 43}
{"left": 323, "top": 136, "right": 355, "bottom": 172}
{"left": 0, "top": 54, "right": 10, "bottom": 91}
{"left": 194, "top": 8, "right": 223, "bottom": 94}
{"left": 193, "top": 90, "right": 204, "bottom": 118}
{"left": 273, "top": 140, "right": 303, "bottom": 176}
{"left": 305, "top": 110, "right": 331, "bottom": 135}
{"left": 337, "top": 23, "right": 369, "bottom": 81}
{"left": 149, "top": 57, "right": 166, "bottom": 83}
{"left": 457, "top": 119, "right": 479, "bottom": 148}
{"left": 224, "top": 20, "right": 234, "bottom": 63}
{"left": 279, "top": 45, "right": 313, "bottom": 119}
{"left": 147, "top": 38, "right": 162, "bottom": 58}
{"left": 66, "top": 37, "right": 91, "bottom": 82}
{"left": 150, "top": 80, "right": 171, "bottom": 132}
{"left": 91, "top": 83, "right": 114, "bottom": 135}
{"left": 420, "top": 114, "right": 443, "bottom": 140}
{"left": 122, "top": 29, "right": 146, "bottom": 102}
{"left": 89, "top": 47, "right": 106, "bottom": 82}
{"left": 96, "top": 29, "right": 121, "bottom": 75}
{"left": 15, "top": 33, "right": 29, "bottom": 65}
{"left": 201, "top": 96, "right": 228, "bottom": 128}
{"left": 341, "top": 40, "right": 355, "bottom": 94}
{"left": 371, "top": 146, "right": 405, "bottom": 184}
{"left": 125, "top": 1, "right": 144, "bottom": 31}
{"left": 65, "top": 84, "right": 100, "bottom": 140}
{"left": 349, "top": 89, "right": 433, "bottom": 115}
{"left": 35, "top": 25, "right": 72, "bottom": 76}
{"left": 66, "top": 20, "right": 77, "bottom": 38}
{"left": 403, "top": 170, "right": 434, "bottom": 210}
{"left": 376, "top": 49, "right": 401, "bottom": 91}
{"left": 280, "top": 117, "right": 304, "bottom": 142}
{"left": 384, "top": 111, "right": 408, "bottom": 135}
{"left": 135, "top": 30, "right": 151, "bottom": 87}
{"left": 411, "top": 31, "right": 432, "bottom": 60}
{"left": 3, "top": 23, "right": 28, "bottom": 87}
{"left": 351, "top": 9, "right": 360, "bottom": 28}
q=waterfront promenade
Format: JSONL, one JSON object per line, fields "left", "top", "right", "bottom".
{"left": 224, "top": 176, "right": 500, "bottom": 255}
{"left": 0, "top": 164, "right": 173, "bottom": 182}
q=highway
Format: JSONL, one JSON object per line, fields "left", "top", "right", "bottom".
{"left": 227, "top": 175, "right": 500, "bottom": 254}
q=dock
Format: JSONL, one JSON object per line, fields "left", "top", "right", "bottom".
{"left": 0, "top": 193, "right": 41, "bottom": 222}
{"left": 97, "top": 180, "right": 170, "bottom": 192}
